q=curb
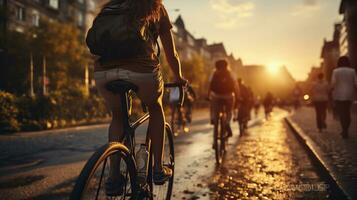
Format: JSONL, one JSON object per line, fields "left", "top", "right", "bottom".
{"left": 284, "top": 117, "right": 351, "bottom": 200}
{"left": 0, "top": 123, "right": 109, "bottom": 139}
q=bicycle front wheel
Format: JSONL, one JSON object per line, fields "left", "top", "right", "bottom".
{"left": 151, "top": 123, "right": 175, "bottom": 199}
{"left": 70, "top": 143, "right": 137, "bottom": 200}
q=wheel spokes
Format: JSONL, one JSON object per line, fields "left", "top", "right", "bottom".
{"left": 95, "top": 158, "right": 108, "bottom": 200}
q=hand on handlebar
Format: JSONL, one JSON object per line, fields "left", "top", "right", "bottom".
{"left": 175, "top": 76, "right": 188, "bottom": 87}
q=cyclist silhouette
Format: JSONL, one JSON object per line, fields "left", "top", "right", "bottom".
{"left": 208, "top": 60, "right": 239, "bottom": 140}
{"left": 91, "top": 0, "right": 187, "bottom": 194}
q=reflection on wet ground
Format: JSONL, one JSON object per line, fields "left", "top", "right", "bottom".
{"left": 0, "top": 109, "right": 330, "bottom": 199}
{"left": 208, "top": 111, "right": 331, "bottom": 200}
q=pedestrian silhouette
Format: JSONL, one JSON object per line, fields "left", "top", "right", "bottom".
{"left": 310, "top": 73, "right": 329, "bottom": 132}
{"left": 331, "top": 56, "right": 357, "bottom": 138}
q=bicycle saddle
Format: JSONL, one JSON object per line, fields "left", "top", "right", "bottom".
{"left": 105, "top": 80, "right": 138, "bottom": 94}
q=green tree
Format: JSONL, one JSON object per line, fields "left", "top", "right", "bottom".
{"left": 30, "top": 20, "right": 89, "bottom": 91}
{"left": 0, "top": 91, "right": 20, "bottom": 132}
{"left": 160, "top": 53, "right": 209, "bottom": 97}
{"left": 0, "top": 20, "right": 89, "bottom": 94}
{"left": 181, "top": 54, "right": 208, "bottom": 97}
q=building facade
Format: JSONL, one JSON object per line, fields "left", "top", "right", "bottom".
{"left": 1, "top": 0, "right": 89, "bottom": 35}
{"left": 172, "top": 15, "right": 242, "bottom": 74}
{"left": 173, "top": 15, "right": 202, "bottom": 61}
{"left": 320, "top": 24, "right": 341, "bottom": 82}
{"left": 339, "top": 21, "right": 348, "bottom": 57}
{"left": 340, "top": 0, "right": 357, "bottom": 68}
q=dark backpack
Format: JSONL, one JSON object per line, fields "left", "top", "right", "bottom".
{"left": 86, "top": 1, "right": 158, "bottom": 58}
{"left": 210, "top": 70, "right": 235, "bottom": 95}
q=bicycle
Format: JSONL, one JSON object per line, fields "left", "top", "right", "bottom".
{"left": 208, "top": 98, "right": 230, "bottom": 165}
{"left": 170, "top": 102, "right": 186, "bottom": 135}
{"left": 70, "top": 80, "right": 184, "bottom": 200}
{"left": 236, "top": 107, "right": 249, "bottom": 137}
{"left": 264, "top": 104, "right": 273, "bottom": 120}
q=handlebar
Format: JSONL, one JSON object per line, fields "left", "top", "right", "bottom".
{"left": 164, "top": 82, "right": 186, "bottom": 107}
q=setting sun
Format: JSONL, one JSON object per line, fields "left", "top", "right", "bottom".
{"left": 267, "top": 63, "right": 281, "bottom": 75}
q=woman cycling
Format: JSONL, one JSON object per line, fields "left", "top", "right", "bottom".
{"left": 91, "top": 0, "right": 186, "bottom": 193}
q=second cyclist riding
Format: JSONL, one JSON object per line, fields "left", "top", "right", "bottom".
{"left": 208, "top": 59, "right": 239, "bottom": 165}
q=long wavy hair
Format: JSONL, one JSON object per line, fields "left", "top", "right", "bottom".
{"left": 102, "top": 0, "right": 162, "bottom": 23}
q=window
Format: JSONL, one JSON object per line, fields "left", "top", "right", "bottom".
{"left": 49, "top": 0, "right": 59, "bottom": 9}
{"left": 15, "top": 5, "right": 26, "bottom": 21}
{"left": 32, "top": 10, "right": 40, "bottom": 27}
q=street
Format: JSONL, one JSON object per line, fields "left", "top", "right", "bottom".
{"left": 0, "top": 109, "right": 330, "bottom": 200}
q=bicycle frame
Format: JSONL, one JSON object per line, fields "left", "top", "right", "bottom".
{"left": 214, "top": 111, "right": 227, "bottom": 137}
{"left": 118, "top": 82, "right": 184, "bottom": 165}
{"left": 71, "top": 81, "right": 184, "bottom": 199}
{"left": 118, "top": 91, "right": 150, "bottom": 158}
{"left": 120, "top": 83, "right": 185, "bottom": 149}
{"left": 213, "top": 100, "right": 229, "bottom": 129}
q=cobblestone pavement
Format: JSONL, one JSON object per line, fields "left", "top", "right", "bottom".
{"left": 290, "top": 106, "right": 357, "bottom": 199}
{"left": 0, "top": 109, "right": 329, "bottom": 199}
{"left": 209, "top": 110, "right": 330, "bottom": 200}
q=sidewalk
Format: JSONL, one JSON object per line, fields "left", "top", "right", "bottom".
{"left": 289, "top": 106, "right": 357, "bottom": 199}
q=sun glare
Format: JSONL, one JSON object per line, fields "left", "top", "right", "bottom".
{"left": 267, "top": 63, "right": 281, "bottom": 75}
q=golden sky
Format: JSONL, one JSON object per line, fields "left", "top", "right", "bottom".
{"left": 165, "top": 0, "right": 342, "bottom": 80}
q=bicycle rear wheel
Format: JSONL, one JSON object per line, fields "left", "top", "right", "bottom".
{"left": 215, "top": 116, "right": 228, "bottom": 165}
{"left": 214, "top": 118, "right": 221, "bottom": 165}
{"left": 150, "top": 123, "right": 175, "bottom": 199}
{"left": 220, "top": 118, "right": 227, "bottom": 154}
{"left": 70, "top": 143, "right": 137, "bottom": 200}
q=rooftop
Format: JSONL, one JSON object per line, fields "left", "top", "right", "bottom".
{"left": 207, "top": 43, "right": 227, "bottom": 55}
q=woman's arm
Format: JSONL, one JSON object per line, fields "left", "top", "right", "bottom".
{"left": 160, "top": 29, "right": 185, "bottom": 83}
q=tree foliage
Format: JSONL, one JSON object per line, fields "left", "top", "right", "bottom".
{"left": 0, "top": 20, "right": 89, "bottom": 94}
{"left": 160, "top": 53, "right": 210, "bottom": 98}
{"left": 30, "top": 20, "right": 89, "bottom": 90}
{"left": 181, "top": 54, "right": 209, "bottom": 97}
{"left": 0, "top": 91, "right": 20, "bottom": 132}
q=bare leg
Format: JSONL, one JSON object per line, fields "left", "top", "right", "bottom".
{"left": 147, "top": 96, "right": 165, "bottom": 172}
{"left": 96, "top": 84, "right": 124, "bottom": 179}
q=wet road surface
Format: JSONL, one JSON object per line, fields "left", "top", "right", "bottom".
{"left": 208, "top": 111, "right": 330, "bottom": 200}
{"left": 0, "top": 109, "right": 330, "bottom": 199}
